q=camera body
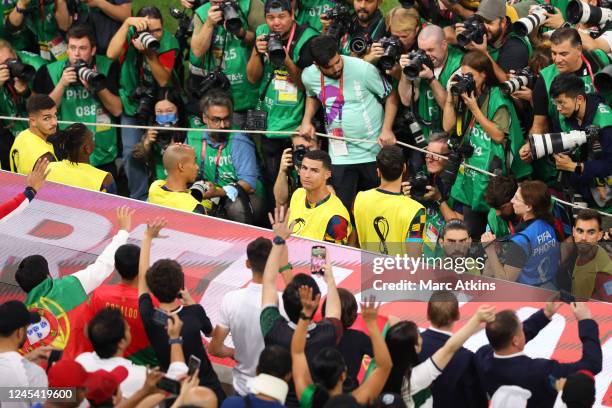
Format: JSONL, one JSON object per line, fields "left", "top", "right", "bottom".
{"left": 513, "top": 4, "right": 555, "bottom": 36}
{"left": 218, "top": 0, "right": 242, "bottom": 35}
{"left": 439, "top": 136, "right": 474, "bottom": 197}
{"left": 450, "top": 72, "right": 476, "bottom": 96}
{"left": 324, "top": 3, "right": 352, "bottom": 41}
{"left": 69, "top": 59, "right": 106, "bottom": 91}
{"left": 265, "top": 32, "right": 286, "bottom": 67}
{"left": 349, "top": 34, "right": 371, "bottom": 56}
{"left": 244, "top": 109, "right": 268, "bottom": 130}
{"left": 457, "top": 16, "right": 486, "bottom": 47}
{"left": 5, "top": 59, "right": 35, "bottom": 82}
{"left": 377, "top": 36, "right": 403, "bottom": 70}
{"left": 131, "top": 86, "right": 157, "bottom": 122}
{"left": 403, "top": 49, "right": 434, "bottom": 80}
{"left": 501, "top": 67, "right": 536, "bottom": 94}
{"left": 170, "top": 7, "right": 194, "bottom": 47}
{"left": 409, "top": 171, "right": 431, "bottom": 201}
{"left": 197, "top": 70, "right": 231, "bottom": 99}
{"left": 292, "top": 145, "right": 307, "bottom": 168}
{"left": 134, "top": 31, "right": 161, "bottom": 52}
{"left": 528, "top": 126, "right": 601, "bottom": 160}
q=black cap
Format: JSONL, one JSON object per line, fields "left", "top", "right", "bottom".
{"left": 0, "top": 301, "right": 41, "bottom": 336}
{"left": 323, "top": 395, "right": 362, "bottom": 408}
{"left": 264, "top": 0, "right": 292, "bottom": 14}
{"left": 562, "top": 371, "right": 596, "bottom": 407}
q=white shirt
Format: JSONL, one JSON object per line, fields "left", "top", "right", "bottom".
{"left": 0, "top": 351, "right": 48, "bottom": 408}
{"left": 401, "top": 357, "right": 442, "bottom": 408}
{"left": 217, "top": 282, "right": 265, "bottom": 396}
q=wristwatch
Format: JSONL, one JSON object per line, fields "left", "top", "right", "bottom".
{"left": 15, "top": 4, "right": 26, "bottom": 13}
{"left": 273, "top": 236, "right": 286, "bottom": 245}
{"left": 168, "top": 337, "right": 183, "bottom": 345}
{"left": 299, "top": 312, "right": 312, "bottom": 321}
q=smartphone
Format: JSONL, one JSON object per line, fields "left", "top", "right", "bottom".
{"left": 157, "top": 376, "right": 182, "bottom": 395}
{"left": 559, "top": 290, "right": 575, "bottom": 304}
{"left": 187, "top": 355, "right": 201, "bottom": 377}
{"left": 152, "top": 308, "right": 170, "bottom": 327}
{"left": 310, "top": 245, "right": 326, "bottom": 275}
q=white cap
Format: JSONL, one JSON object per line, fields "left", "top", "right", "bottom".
{"left": 491, "top": 385, "right": 532, "bottom": 408}
{"left": 249, "top": 374, "right": 289, "bottom": 404}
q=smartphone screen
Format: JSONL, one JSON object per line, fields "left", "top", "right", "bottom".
{"left": 310, "top": 246, "right": 326, "bottom": 275}
{"left": 187, "top": 355, "right": 201, "bottom": 377}
{"left": 157, "top": 377, "right": 181, "bottom": 395}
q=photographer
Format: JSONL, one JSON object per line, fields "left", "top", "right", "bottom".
{"left": 482, "top": 180, "right": 561, "bottom": 288}
{"left": 548, "top": 74, "right": 611, "bottom": 209}
{"left": 296, "top": 0, "right": 337, "bottom": 33}
{"left": 353, "top": 145, "right": 425, "bottom": 257}
{"left": 455, "top": 0, "right": 531, "bottom": 83}
{"left": 401, "top": 133, "right": 465, "bottom": 254}
{"left": 483, "top": 175, "right": 519, "bottom": 238}
{"left": 442, "top": 50, "right": 525, "bottom": 238}
{"left": 6, "top": 0, "right": 70, "bottom": 62}
{"left": 33, "top": 25, "right": 121, "bottom": 178}
{"left": 46, "top": 123, "right": 116, "bottom": 193}
{"left": 132, "top": 91, "right": 186, "bottom": 184}
{"left": 273, "top": 132, "right": 327, "bottom": 209}
{"left": 519, "top": 28, "right": 610, "bottom": 183}
{"left": 189, "top": 0, "right": 259, "bottom": 128}
{"left": 398, "top": 25, "right": 464, "bottom": 141}
{"left": 107, "top": 6, "right": 179, "bottom": 200}
{"left": 0, "top": 40, "right": 46, "bottom": 169}
{"left": 187, "top": 91, "right": 265, "bottom": 225}
{"left": 300, "top": 35, "right": 398, "bottom": 212}
{"left": 73, "top": 0, "right": 132, "bottom": 55}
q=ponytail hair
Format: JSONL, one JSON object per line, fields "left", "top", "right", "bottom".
{"left": 519, "top": 180, "right": 555, "bottom": 226}
{"left": 310, "top": 347, "right": 347, "bottom": 406}
{"left": 55, "top": 123, "right": 90, "bottom": 164}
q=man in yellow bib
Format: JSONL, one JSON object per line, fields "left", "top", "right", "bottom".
{"left": 46, "top": 123, "right": 115, "bottom": 193}
{"left": 287, "top": 150, "right": 351, "bottom": 244}
{"left": 148, "top": 143, "right": 206, "bottom": 214}
{"left": 353, "top": 145, "right": 426, "bottom": 257}
{"left": 9, "top": 95, "right": 57, "bottom": 174}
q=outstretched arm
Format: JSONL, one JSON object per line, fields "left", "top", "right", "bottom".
{"left": 138, "top": 218, "right": 168, "bottom": 296}
{"left": 0, "top": 159, "right": 49, "bottom": 223}
{"left": 291, "top": 285, "right": 319, "bottom": 401}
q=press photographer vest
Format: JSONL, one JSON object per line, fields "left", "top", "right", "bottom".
{"left": 288, "top": 187, "right": 351, "bottom": 241}
{"left": 255, "top": 23, "right": 317, "bottom": 137}
{"left": 46, "top": 160, "right": 109, "bottom": 192}
{"left": 148, "top": 180, "right": 203, "bottom": 213}
{"left": 487, "top": 208, "right": 511, "bottom": 237}
{"left": 0, "top": 51, "right": 47, "bottom": 135}
{"left": 9, "top": 128, "right": 56, "bottom": 174}
{"left": 354, "top": 188, "right": 425, "bottom": 255}
{"left": 295, "top": 0, "right": 336, "bottom": 32}
{"left": 189, "top": 1, "right": 259, "bottom": 111}
{"left": 21, "top": 0, "right": 67, "bottom": 61}
{"left": 451, "top": 86, "right": 527, "bottom": 211}
{"left": 119, "top": 27, "right": 179, "bottom": 117}
{"left": 416, "top": 46, "right": 463, "bottom": 140}
{"left": 47, "top": 56, "right": 117, "bottom": 166}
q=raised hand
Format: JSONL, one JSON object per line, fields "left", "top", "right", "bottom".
{"left": 268, "top": 206, "right": 294, "bottom": 240}
{"left": 26, "top": 158, "right": 50, "bottom": 192}
{"left": 298, "top": 285, "right": 320, "bottom": 318}
{"left": 167, "top": 314, "right": 183, "bottom": 339}
{"left": 360, "top": 295, "right": 379, "bottom": 323}
{"left": 474, "top": 305, "right": 496, "bottom": 323}
{"left": 116, "top": 206, "right": 135, "bottom": 231}
{"left": 145, "top": 217, "right": 167, "bottom": 239}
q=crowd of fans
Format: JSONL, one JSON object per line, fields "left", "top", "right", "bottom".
{"left": 0, "top": 0, "right": 611, "bottom": 405}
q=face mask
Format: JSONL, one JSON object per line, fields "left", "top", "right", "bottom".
{"left": 156, "top": 113, "right": 177, "bottom": 125}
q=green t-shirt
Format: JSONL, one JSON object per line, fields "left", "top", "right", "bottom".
{"left": 301, "top": 55, "right": 391, "bottom": 165}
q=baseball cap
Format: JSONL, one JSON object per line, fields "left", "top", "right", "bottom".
{"left": 264, "top": 0, "right": 292, "bottom": 14}
{"left": 48, "top": 360, "right": 91, "bottom": 388}
{"left": 85, "top": 367, "right": 129, "bottom": 406}
{"left": 562, "top": 370, "right": 596, "bottom": 407}
{"left": 0, "top": 300, "right": 40, "bottom": 336}
{"left": 476, "top": 0, "right": 506, "bottom": 21}
{"left": 373, "top": 393, "right": 406, "bottom": 408}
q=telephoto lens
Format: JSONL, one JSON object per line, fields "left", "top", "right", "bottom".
{"left": 566, "top": 0, "right": 612, "bottom": 25}
{"left": 4, "top": 59, "right": 35, "bottom": 82}
{"left": 512, "top": 5, "right": 554, "bottom": 36}
{"left": 377, "top": 36, "right": 403, "bottom": 71}
{"left": 528, "top": 127, "right": 600, "bottom": 159}
{"left": 135, "top": 31, "right": 161, "bottom": 52}
{"left": 501, "top": 67, "right": 535, "bottom": 94}
{"left": 594, "top": 64, "right": 612, "bottom": 93}
{"left": 219, "top": 0, "right": 242, "bottom": 35}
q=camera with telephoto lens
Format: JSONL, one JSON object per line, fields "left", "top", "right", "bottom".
{"left": 377, "top": 36, "right": 403, "bottom": 70}
{"left": 218, "top": 0, "right": 242, "bottom": 35}
{"left": 408, "top": 171, "right": 431, "bottom": 201}
{"left": 194, "top": 69, "right": 231, "bottom": 99}
{"left": 244, "top": 109, "right": 268, "bottom": 130}
{"left": 190, "top": 180, "right": 210, "bottom": 201}
{"left": 349, "top": 34, "right": 372, "bottom": 56}
{"left": 512, "top": 4, "right": 555, "bottom": 36}
{"left": 292, "top": 145, "right": 307, "bottom": 168}
{"left": 438, "top": 136, "right": 474, "bottom": 197}
{"left": 170, "top": 7, "right": 194, "bottom": 47}
{"left": 323, "top": 3, "right": 352, "bottom": 41}
{"left": 529, "top": 125, "right": 601, "bottom": 160}
{"left": 134, "top": 31, "right": 160, "bottom": 52}
{"left": 264, "top": 32, "right": 286, "bottom": 67}
{"left": 403, "top": 49, "right": 434, "bottom": 80}
{"left": 70, "top": 59, "right": 107, "bottom": 91}
{"left": 456, "top": 15, "right": 486, "bottom": 47}
{"left": 5, "top": 59, "right": 35, "bottom": 82}
{"left": 130, "top": 86, "right": 156, "bottom": 121}
{"left": 566, "top": 0, "right": 612, "bottom": 26}
{"left": 450, "top": 72, "right": 476, "bottom": 96}
{"left": 501, "top": 67, "right": 536, "bottom": 94}
{"left": 594, "top": 65, "right": 612, "bottom": 93}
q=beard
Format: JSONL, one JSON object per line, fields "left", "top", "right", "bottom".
{"left": 357, "top": 9, "right": 372, "bottom": 23}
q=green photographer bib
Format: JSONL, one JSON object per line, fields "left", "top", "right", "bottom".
{"left": 47, "top": 56, "right": 117, "bottom": 166}
{"left": 190, "top": 1, "right": 259, "bottom": 111}
{"left": 295, "top": 0, "right": 336, "bottom": 33}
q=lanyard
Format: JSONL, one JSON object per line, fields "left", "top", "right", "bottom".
{"left": 202, "top": 139, "right": 225, "bottom": 184}
{"left": 581, "top": 54, "right": 597, "bottom": 92}
{"left": 320, "top": 73, "right": 344, "bottom": 126}
{"left": 508, "top": 221, "right": 515, "bottom": 235}
{"left": 284, "top": 23, "right": 297, "bottom": 56}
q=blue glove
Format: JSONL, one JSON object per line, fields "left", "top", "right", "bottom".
{"left": 222, "top": 185, "right": 239, "bottom": 202}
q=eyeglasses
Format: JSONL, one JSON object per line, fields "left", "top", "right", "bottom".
{"left": 206, "top": 115, "right": 232, "bottom": 125}
{"left": 425, "top": 152, "right": 448, "bottom": 161}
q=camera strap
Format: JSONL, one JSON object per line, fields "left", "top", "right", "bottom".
{"left": 208, "top": 28, "right": 229, "bottom": 73}
{"left": 284, "top": 23, "right": 297, "bottom": 56}
{"left": 580, "top": 54, "right": 597, "bottom": 92}
{"left": 320, "top": 72, "right": 344, "bottom": 127}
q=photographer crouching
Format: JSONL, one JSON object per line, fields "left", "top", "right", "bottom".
{"left": 131, "top": 90, "right": 186, "bottom": 184}
{"left": 0, "top": 40, "right": 46, "bottom": 170}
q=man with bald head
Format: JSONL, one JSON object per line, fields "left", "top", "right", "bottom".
{"left": 398, "top": 24, "right": 464, "bottom": 141}
{"left": 147, "top": 143, "right": 206, "bottom": 214}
